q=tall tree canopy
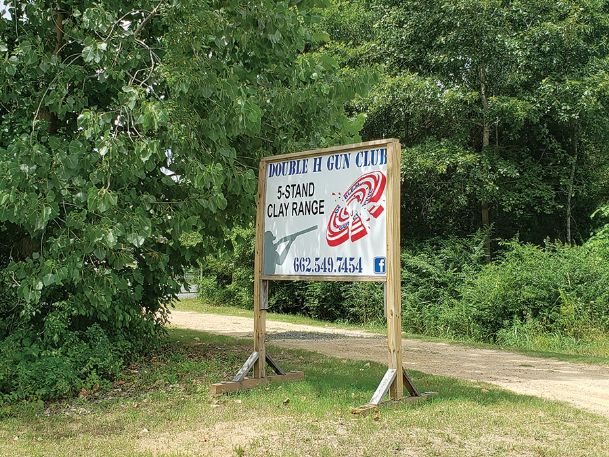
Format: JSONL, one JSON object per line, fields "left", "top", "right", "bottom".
{"left": 0, "top": 0, "right": 372, "bottom": 400}
{"left": 319, "top": 0, "right": 609, "bottom": 247}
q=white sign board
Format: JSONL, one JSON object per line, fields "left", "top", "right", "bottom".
{"left": 262, "top": 145, "right": 390, "bottom": 278}
{"left": 216, "top": 140, "right": 412, "bottom": 403}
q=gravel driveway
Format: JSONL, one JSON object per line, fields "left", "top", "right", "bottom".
{"left": 170, "top": 310, "right": 609, "bottom": 418}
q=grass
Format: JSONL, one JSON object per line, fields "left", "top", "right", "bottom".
{"left": 2, "top": 328, "right": 608, "bottom": 457}
{"left": 174, "top": 298, "right": 609, "bottom": 366}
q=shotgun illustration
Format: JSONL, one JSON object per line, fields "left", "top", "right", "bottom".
{"left": 264, "top": 225, "right": 318, "bottom": 275}
{"left": 275, "top": 225, "right": 318, "bottom": 244}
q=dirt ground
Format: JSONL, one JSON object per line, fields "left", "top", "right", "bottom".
{"left": 170, "top": 310, "right": 609, "bottom": 419}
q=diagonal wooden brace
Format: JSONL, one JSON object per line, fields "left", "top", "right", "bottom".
{"left": 403, "top": 367, "right": 421, "bottom": 397}
{"left": 369, "top": 368, "right": 397, "bottom": 406}
{"left": 352, "top": 366, "right": 427, "bottom": 414}
{"left": 233, "top": 351, "right": 259, "bottom": 382}
{"left": 265, "top": 353, "right": 285, "bottom": 375}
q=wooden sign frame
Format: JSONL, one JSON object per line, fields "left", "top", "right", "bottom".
{"left": 211, "top": 139, "right": 425, "bottom": 410}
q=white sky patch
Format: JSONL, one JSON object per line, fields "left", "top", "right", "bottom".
{"left": 1, "top": 0, "right": 11, "bottom": 20}
{"left": 161, "top": 149, "right": 181, "bottom": 182}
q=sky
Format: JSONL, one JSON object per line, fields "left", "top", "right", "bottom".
{"left": 0, "top": 1, "right": 11, "bottom": 20}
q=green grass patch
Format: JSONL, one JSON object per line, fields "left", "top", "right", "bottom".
{"left": 2, "top": 328, "right": 608, "bottom": 457}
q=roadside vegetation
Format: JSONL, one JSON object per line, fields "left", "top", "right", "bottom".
{"left": 1, "top": 329, "right": 608, "bottom": 457}
{"left": 0, "top": 1, "right": 372, "bottom": 403}
{"left": 2, "top": 0, "right": 609, "bottom": 410}
{"left": 175, "top": 299, "right": 609, "bottom": 367}
{"left": 197, "top": 225, "right": 609, "bottom": 361}
{"left": 193, "top": 0, "right": 609, "bottom": 367}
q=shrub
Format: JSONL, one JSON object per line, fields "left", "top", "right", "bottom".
{"left": 198, "top": 227, "right": 487, "bottom": 329}
{"left": 343, "top": 282, "right": 384, "bottom": 324}
{"left": 1, "top": 0, "right": 370, "bottom": 403}
{"left": 0, "top": 323, "right": 133, "bottom": 403}
{"left": 401, "top": 233, "right": 486, "bottom": 337}
{"left": 198, "top": 225, "right": 255, "bottom": 309}
{"left": 459, "top": 240, "right": 609, "bottom": 342}
{"left": 197, "top": 223, "right": 609, "bottom": 353}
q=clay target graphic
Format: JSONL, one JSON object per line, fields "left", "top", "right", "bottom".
{"left": 326, "top": 171, "right": 387, "bottom": 247}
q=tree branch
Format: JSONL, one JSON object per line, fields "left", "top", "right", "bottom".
{"left": 134, "top": 1, "right": 166, "bottom": 36}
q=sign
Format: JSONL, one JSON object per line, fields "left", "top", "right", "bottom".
{"left": 261, "top": 144, "right": 390, "bottom": 278}
{"left": 211, "top": 139, "right": 423, "bottom": 409}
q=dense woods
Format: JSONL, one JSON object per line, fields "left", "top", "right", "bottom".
{"left": 200, "top": 0, "right": 609, "bottom": 355}
{"left": 1, "top": 0, "right": 608, "bottom": 401}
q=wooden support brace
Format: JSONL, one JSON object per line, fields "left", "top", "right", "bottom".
{"left": 403, "top": 367, "right": 421, "bottom": 397}
{"left": 232, "top": 351, "right": 259, "bottom": 382}
{"left": 216, "top": 350, "right": 294, "bottom": 396}
{"left": 210, "top": 371, "right": 304, "bottom": 395}
{"left": 369, "top": 368, "right": 397, "bottom": 406}
{"left": 352, "top": 392, "right": 436, "bottom": 415}
{"left": 352, "top": 366, "right": 430, "bottom": 414}
{"left": 265, "top": 353, "right": 285, "bottom": 375}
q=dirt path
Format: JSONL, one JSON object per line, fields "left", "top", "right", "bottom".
{"left": 170, "top": 310, "right": 609, "bottom": 418}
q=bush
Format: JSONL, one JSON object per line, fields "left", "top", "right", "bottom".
{"left": 198, "top": 227, "right": 486, "bottom": 328}
{"left": 198, "top": 225, "right": 255, "bottom": 309}
{"left": 459, "top": 239, "right": 609, "bottom": 342}
{"left": 198, "top": 225, "right": 383, "bottom": 323}
{"left": 0, "top": 323, "right": 135, "bottom": 403}
{"left": 401, "top": 233, "right": 486, "bottom": 337}
{"left": 1, "top": 0, "right": 371, "bottom": 404}
{"left": 198, "top": 224, "right": 609, "bottom": 353}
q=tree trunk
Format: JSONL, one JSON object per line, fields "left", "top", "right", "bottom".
{"left": 566, "top": 125, "right": 579, "bottom": 244}
{"left": 480, "top": 67, "right": 491, "bottom": 262}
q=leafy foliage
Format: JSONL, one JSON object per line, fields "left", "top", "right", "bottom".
{"left": 195, "top": 0, "right": 609, "bottom": 357}
{"left": 201, "top": 226, "right": 609, "bottom": 355}
{"left": 461, "top": 239, "right": 609, "bottom": 342}
{"left": 0, "top": 0, "right": 371, "bottom": 401}
{"left": 400, "top": 234, "right": 487, "bottom": 337}
{"left": 319, "top": 0, "right": 609, "bottom": 243}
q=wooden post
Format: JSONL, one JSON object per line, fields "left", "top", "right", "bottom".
{"left": 386, "top": 140, "right": 404, "bottom": 400}
{"left": 253, "top": 161, "right": 267, "bottom": 379}
{"left": 211, "top": 158, "right": 303, "bottom": 395}
{"left": 253, "top": 279, "right": 267, "bottom": 378}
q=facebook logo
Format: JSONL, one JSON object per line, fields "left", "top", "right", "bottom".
{"left": 374, "top": 257, "right": 386, "bottom": 274}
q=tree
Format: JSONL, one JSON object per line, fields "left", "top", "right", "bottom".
{"left": 319, "top": 0, "right": 609, "bottom": 248}
{"left": 0, "top": 0, "right": 371, "bottom": 400}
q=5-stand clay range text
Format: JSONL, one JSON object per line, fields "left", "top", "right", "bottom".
{"left": 266, "top": 148, "right": 387, "bottom": 219}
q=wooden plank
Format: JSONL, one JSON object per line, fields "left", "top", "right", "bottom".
{"left": 261, "top": 139, "right": 398, "bottom": 164}
{"left": 383, "top": 282, "right": 387, "bottom": 318}
{"left": 210, "top": 371, "right": 305, "bottom": 395}
{"left": 232, "top": 351, "right": 258, "bottom": 382}
{"left": 265, "top": 353, "right": 285, "bottom": 376}
{"left": 253, "top": 160, "right": 268, "bottom": 379}
{"left": 260, "top": 279, "right": 268, "bottom": 310}
{"left": 369, "top": 368, "right": 397, "bottom": 406}
{"left": 351, "top": 404, "right": 378, "bottom": 415}
{"left": 352, "top": 392, "right": 437, "bottom": 415}
{"left": 403, "top": 367, "right": 421, "bottom": 397}
{"left": 260, "top": 274, "right": 385, "bottom": 282}
{"left": 385, "top": 139, "right": 404, "bottom": 401}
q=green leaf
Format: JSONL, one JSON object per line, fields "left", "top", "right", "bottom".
{"left": 128, "top": 234, "right": 145, "bottom": 247}
{"left": 42, "top": 273, "right": 56, "bottom": 287}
